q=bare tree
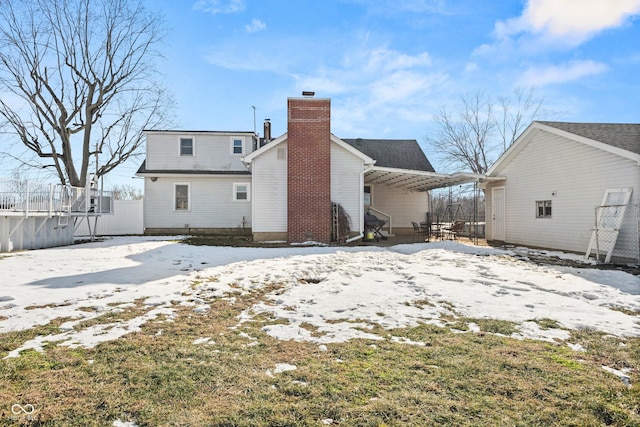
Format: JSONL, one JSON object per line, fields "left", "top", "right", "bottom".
{"left": 110, "top": 184, "right": 143, "bottom": 200}
{"left": 0, "top": 0, "right": 173, "bottom": 187}
{"left": 428, "top": 88, "right": 551, "bottom": 174}
{"left": 495, "top": 87, "right": 549, "bottom": 152}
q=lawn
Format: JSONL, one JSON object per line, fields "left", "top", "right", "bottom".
{"left": 1, "top": 237, "right": 639, "bottom": 426}
{"left": 2, "top": 286, "right": 639, "bottom": 426}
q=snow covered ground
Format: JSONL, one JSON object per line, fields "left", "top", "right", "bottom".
{"left": 1, "top": 236, "right": 639, "bottom": 358}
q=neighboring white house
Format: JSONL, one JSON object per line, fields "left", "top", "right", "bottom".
{"left": 137, "top": 95, "right": 486, "bottom": 243}
{"left": 483, "top": 121, "right": 640, "bottom": 262}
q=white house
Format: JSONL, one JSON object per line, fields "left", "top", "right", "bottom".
{"left": 136, "top": 130, "right": 257, "bottom": 235}
{"left": 137, "top": 95, "right": 485, "bottom": 243}
{"left": 483, "top": 121, "right": 640, "bottom": 262}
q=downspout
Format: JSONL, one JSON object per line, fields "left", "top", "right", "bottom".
{"left": 348, "top": 162, "right": 375, "bottom": 243}
{"left": 345, "top": 233, "right": 363, "bottom": 243}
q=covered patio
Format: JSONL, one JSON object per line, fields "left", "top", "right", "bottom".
{"left": 360, "top": 166, "right": 501, "bottom": 245}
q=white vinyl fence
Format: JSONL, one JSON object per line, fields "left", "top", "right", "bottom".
{"left": 75, "top": 199, "right": 143, "bottom": 236}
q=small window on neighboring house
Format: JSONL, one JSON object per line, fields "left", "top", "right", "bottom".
{"left": 180, "top": 138, "right": 193, "bottom": 156}
{"left": 175, "top": 184, "right": 190, "bottom": 210}
{"left": 231, "top": 138, "right": 244, "bottom": 155}
{"left": 234, "top": 183, "right": 250, "bottom": 202}
{"left": 536, "top": 200, "right": 552, "bottom": 218}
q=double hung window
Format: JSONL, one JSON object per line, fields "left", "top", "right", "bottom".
{"left": 175, "top": 184, "right": 190, "bottom": 210}
{"left": 180, "top": 138, "right": 193, "bottom": 156}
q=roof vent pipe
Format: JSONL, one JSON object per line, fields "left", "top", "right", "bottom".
{"left": 302, "top": 91, "right": 315, "bottom": 97}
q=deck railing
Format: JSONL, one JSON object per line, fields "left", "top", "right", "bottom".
{"left": 0, "top": 178, "right": 112, "bottom": 216}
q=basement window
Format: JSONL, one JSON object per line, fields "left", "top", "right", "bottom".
{"left": 536, "top": 200, "right": 552, "bottom": 218}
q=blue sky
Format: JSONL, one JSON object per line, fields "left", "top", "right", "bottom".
{"left": 5, "top": 0, "right": 640, "bottom": 188}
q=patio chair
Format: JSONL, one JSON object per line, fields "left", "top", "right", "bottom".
{"left": 444, "top": 220, "right": 466, "bottom": 240}
{"left": 411, "top": 222, "right": 429, "bottom": 242}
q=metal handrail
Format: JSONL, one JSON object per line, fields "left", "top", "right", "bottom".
{"left": 367, "top": 206, "right": 392, "bottom": 234}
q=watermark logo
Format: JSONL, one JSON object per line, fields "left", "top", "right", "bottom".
{"left": 11, "top": 404, "right": 35, "bottom": 415}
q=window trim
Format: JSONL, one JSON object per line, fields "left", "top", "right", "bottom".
{"left": 233, "top": 182, "right": 250, "bottom": 202}
{"left": 174, "top": 183, "right": 191, "bottom": 211}
{"left": 230, "top": 137, "right": 245, "bottom": 156}
{"left": 535, "top": 200, "right": 552, "bottom": 218}
{"left": 179, "top": 138, "right": 194, "bottom": 157}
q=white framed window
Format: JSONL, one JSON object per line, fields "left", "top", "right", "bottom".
{"left": 233, "top": 183, "right": 250, "bottom": 202}
{"left": 231, "top": 137, "right": 244, "bottom": 155}
{"left": 180, "top": 138, "right": 193, "bottom": 156}
{"left": 174, "top": 183, "right": 190, "bottom": 211}
{"left": 536, "top": 200, "right": 552, "bottom": 218}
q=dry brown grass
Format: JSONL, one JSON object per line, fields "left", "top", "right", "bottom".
{"left": 2, "top": 279, "right": 639, "bottom": 426}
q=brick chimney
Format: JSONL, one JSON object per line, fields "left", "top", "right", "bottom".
{"left": 287, "top": 96, "right": 331, "bottom": 243}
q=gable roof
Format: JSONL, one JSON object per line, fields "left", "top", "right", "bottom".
{"left": 537, "top": 122, "right": 640, "bottom": 155}
{"left": 488, "top": 121, "right": 640, "bottom": 176}
{"left": 242, "top": 133, "right": 376, "bottom": 166}
{"left": 342, "top": 138, "right": 436, "bottom": 172}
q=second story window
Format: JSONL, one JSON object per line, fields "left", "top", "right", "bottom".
{"left": 180, "top": 138, "right": 193, "bottom": 156}
{"left": 231, "top": 138, "right": 244, "bottom": 155}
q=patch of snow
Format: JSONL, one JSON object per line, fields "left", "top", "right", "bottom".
{"left": 193, "top": 337, "right": 213, "bottom": 345}
{"left": 274, "top": 363, "right": 297, "bottom": 374}
{"left": 1, "top": 237, "right": 639, "bottom": 359}
{"left": 602, "top": 365, "right": 632, "bottom": 387}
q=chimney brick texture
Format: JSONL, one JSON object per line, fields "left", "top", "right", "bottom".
{"left": 287, "top": 97, "right": 331, "bottom": 243}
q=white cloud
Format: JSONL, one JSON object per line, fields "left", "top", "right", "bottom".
{"left": 464, "top": 62, "right": 479, "bottom": 73}
{"left": 496, "top": 0, "right": 640, "bottom": 46}
{"left": 517, "top": 60, "right": 609, "bottom": 86}
{"left": 245, "top": 18, "right": 266, "bottom": 34}
{"left": 193, "top": 0, "right": 245, "bottom": 15}
{"left": 203, "top": 32, "right": 444, "bottom": 137}
{"left": 364, "top": 47, "right": 431, "bottom": 73}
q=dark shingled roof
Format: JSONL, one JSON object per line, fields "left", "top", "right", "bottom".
{"left": 342, "top": 138, "right": 436, "bottom": 172}
{"left": 537, "top": 121, "right": 640, "bottom": 155}
{"left": 136, "top": 160, "right": 250, "bottom": 175}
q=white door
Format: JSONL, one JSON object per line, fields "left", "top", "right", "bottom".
{"left": 492, "top": 187, "right": 506, "bottom": 241}
{"left": 586, "top": 188, "right": 633, "bottom": 262}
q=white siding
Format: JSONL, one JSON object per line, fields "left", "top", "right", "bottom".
{"left": 146, "top": 132, "right": 254, "bottom": 172}
{"left": 370, "top": 185, "right": 430, "bottom": 229}
{"left": 144, "top": 176, "right": 252, "bottom": 229}
{"left": 487, "top": 130, "right": 640, "bottom": 254}
{"left": 251, "top": 142, "right": 288, "bottom": 233}
{"left": 331, "top": 143, "right": 364, "bottom": 233}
